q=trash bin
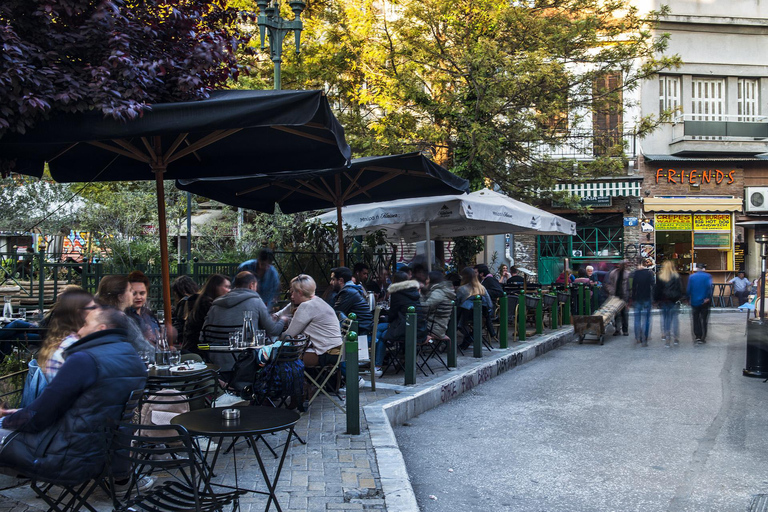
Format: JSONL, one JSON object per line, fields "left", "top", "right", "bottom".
{"left": 744, "top": 319, "right": 768, "bottom": 377}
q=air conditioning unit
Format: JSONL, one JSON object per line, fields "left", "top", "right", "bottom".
{"left": 745, "top": 187, "right": 768, "bottom": 213}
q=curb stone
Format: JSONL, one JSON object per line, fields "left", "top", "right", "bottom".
{"left": 364, "top": 326, "right": 575, "bottom": 512}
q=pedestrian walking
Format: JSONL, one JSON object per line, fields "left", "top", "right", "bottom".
{"left": 631, "top": 258, "right": 655, "bottom": 346}
{"left": 605, "top": 261, "right": 630, "bottom": 336}
{"left": 654, "top": 260, "right": 682, "bottom": 347}
{"left": 687, "top": 264, "right": 713, "bottom": 344}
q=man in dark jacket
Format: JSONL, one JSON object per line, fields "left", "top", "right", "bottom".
{"left": 475, "top": 264, "right": 504, "bottom": 304}
{"left": 331, "top": 267, "right": 373, "bottom": 335}
{"left": 0, "top": 307, "right": 147, "bottom": 488}
{"left": 631, "top": 258, "right": 656, "bottom": 346}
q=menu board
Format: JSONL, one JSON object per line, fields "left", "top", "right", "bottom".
{"left": 735, "top": 242, "right": 747, "bottom": 272}
{"left": 693, "top": 214, "right": 731, "bottom": 231}
{"left": 655, "top": 214, "right": 692, "bottom": 231}
{"left": 693, "top": 232, "right": 730, "bottom": 248}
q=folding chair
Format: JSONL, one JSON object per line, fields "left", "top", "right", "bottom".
{"left": 381, "top": 304, "right": 428, "bottom": 375}
{"left": 304, "top": 317, "right": 351, "bottom": 413}
{"left": 252, "top": 336, "right": 309, "bottom": 410}
{"left": 108, "top": 422, "right": 244, "bottom": 512}
{"left": 418, "top": 301, "right": 454, "bottom": 374}
{"left": 29, "top": 388, "right": 145, "bottom": 512}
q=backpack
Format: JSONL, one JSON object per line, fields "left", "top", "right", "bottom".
{"left": 138, "top": 389, "right": 190, "bottom": 438}
{"left": 20, "top": 359, "right": 48, "bottom": 408}
{"left": 664, "top": 277, "right": 683, "bottom": 302}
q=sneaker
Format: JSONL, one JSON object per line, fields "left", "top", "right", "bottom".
{"left": 695, "top": 338, "right": 702, "bottom": 344}
{"left": 212, "top": 393, "right": 245, "bottom": 408}
{"left": 673, "top": 339, "right": 679, "bottom": 346}
{"left": 664, "top": 342, "right": 670, "bottom": 348}
{"left": 661, "top": 337, "right": 667, "bottom": 343}
{"left": 111, "top": 475, "right": 155, "bottom": 494}
{"left": 374, "top": 367, "right": 384, "bottom": 378}
{"left": 338, "top": 377, "right": 365, "bottom": 394}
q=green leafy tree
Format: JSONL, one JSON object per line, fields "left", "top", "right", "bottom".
{"left": 0, "top": 173, "right": 82, "bottom": 234}
{"left": 265, "top": 0, "right": 680, "bottom": 204}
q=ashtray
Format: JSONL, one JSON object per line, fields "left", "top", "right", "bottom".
{"left": 222, "top": 408, "right": 240, "bottom": 421}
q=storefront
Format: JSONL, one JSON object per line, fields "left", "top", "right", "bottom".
{"left": 642, "top": 196, "right": 743, "bottom": 283}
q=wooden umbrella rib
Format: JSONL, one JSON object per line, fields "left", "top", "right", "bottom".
{"left": 271, "top": 126, "right": 338, "bottom": 146}
{"left": 236, "top": 183, "right": 272, "bottom": 196}
{"left": 272, "top": 181, "right": 329, "bottom": 202}
{"left": 87, "top": 140, "right": 150, "bottom": 163}
{"left": 343, "top": 170, "right": 403, "bottom": 202}
{"left": 166, "top": 129, "right": 242, "bottom": 163}
{"left": 139, "top": 137, "right": 157, "bottom": 162}
{"left": 295, "top": 179, "right": 331, "bottom": 198}
{"left": 319, "top": 176, "right": 336, "bottom": 198}
{"left": 339, "top": 168, "right": 366, "bottom": 203}
{"left": 164, "top": 133, "right": 189, "bottom": 161}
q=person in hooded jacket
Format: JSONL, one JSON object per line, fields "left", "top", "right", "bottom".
{"left": 331, "top": 267, "right": 373, "bottom": 335}
{"left": 202, "top": 271, "right": 284, "bottom": 373}
{"left": 0, "top": 306, "right": 148, "bottom": 491}
{"left": 374, "top": 271, "right": 427, "bottom": 375}
{"left": 421, "top": 271, "right": 456, "bottom": 339}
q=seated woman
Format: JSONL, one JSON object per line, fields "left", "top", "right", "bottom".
{"left": 278, "top": 274, "right": 342, "bottom": 368}
{"left": 421, "top": 271, "right": 456, "bottom": 340}
{"left": 95, "top": 274, "right": 153, "bottom": 354}
{"left": 171, "top": 275, "right": 199, "bottom": 344}
{"left": 455, "top": 267, "right": 493, "bottom": 349}
{"left": 126, "top": 270, "right": 160, "bottom": 341}
{"left": 375, "top": 271, "right": 426, "bottom": 375}
{"left": 183, "top": 273, "right": 231, "bottom": 354}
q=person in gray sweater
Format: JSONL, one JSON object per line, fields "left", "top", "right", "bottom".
{"left": 202, "top": 271, "right": 284, "bottom": 371}
{"left": 421, "top": 271, "right": 456, "bottom": 339}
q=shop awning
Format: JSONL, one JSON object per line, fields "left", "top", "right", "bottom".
{"left": 554, "top": 178, "right": 642, "bottom": 198}
{"left": 643, "top": 196, "right": 743, "bottom": 212}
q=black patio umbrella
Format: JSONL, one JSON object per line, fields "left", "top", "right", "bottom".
{"left": 0, "top": 89, "right": 351, "bottom": 323}
{"left": 175, "top": 152, "right": 470, "bottom": 266}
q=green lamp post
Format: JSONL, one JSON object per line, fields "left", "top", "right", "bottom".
{"left": 255, "top": 0, "right": 306, "bottom": 91}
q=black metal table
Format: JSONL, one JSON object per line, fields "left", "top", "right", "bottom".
{"left": 171, "top": 405, "right": 300, "bottom": 512}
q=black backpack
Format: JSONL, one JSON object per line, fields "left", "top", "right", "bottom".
{"left": 664, "top": 277, "right": 683, "bottom": 302}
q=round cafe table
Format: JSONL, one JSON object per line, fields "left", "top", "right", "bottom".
{"left": 171, "top": 405, "right": 300, "bottom": 512}
{"left": 147, "top": 363, "right": 219, "bottom": 378}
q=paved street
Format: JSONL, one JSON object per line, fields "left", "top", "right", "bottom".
{"left": 396, "top": 311, "right": 768, "bottom": 512}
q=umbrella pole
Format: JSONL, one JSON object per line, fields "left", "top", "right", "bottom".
{"left": 336, "top": 204, "right": 345, "bottom": 267}
{"left": 155, "top": 168, "right": 173, "bottom": 333}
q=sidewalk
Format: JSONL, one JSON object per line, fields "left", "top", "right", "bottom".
{"left": 0, "top": 324, "right": 572, "bottom": 512}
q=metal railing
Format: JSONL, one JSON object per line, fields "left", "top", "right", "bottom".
{"left": 528, "top": 130, "right": 637, "bottom": 160}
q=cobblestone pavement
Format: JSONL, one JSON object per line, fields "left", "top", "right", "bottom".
{"left": 0, "top": 328, "right": 548, "bottom": 512}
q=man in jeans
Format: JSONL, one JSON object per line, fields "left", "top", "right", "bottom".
{"left": 687, "top": 264, "right": 713, "bottom": 344}
{"left": 631, "top": 258, "right": 655, "bottom": 346}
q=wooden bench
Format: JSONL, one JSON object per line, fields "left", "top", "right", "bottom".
{"left": 572, "top": 296, "right": 626, "bottom": 345}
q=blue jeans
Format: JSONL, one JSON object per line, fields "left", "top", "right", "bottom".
{"left": 660, "top": 302, "right": 679, "bottom": 341}
{"left": 375, "top": 322, "right": 389, "bottom": 367}
{"left": 633, "top": 300, "right": 652, "bottom": 341}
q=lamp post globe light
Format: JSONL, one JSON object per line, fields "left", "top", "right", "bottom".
{"left": 250, "top": 0, "right": 306, "bottom": 91}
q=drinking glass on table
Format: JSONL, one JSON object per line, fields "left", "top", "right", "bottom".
{"left": 18, "top": 308, "right": 26, "bottom": 321}
{"left": 168, "top": 347, "right": 181, "bottom": 366}
{"left": 255, "top": 329, "right": 266, "bottom": 346}
{"left": 229, "top": 331, "right": 240, "bottom": 349}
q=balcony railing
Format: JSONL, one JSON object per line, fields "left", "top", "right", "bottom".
{"left": 672, "top": 114, "right": 768, "bottom": 141}
{"left": 669, "top": 115, "right": 768, "bottom": 155}
{"left": 528, "top": 130, "right": 637, "bottom": 160}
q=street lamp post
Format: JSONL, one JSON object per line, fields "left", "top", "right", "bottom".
{"left": 254, "top": 0, "right": 306, "bottom": 91}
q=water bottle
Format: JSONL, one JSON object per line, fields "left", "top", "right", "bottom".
{"left": 155, "top": 325, "right": 170, "bottom": 366}
{"left": 367, "top": 291, "right": 376, "bottom": 311}
{"left": 3, "top": 297, "right": 12, "bottom": 319}
{"left": 242, "top": 310, "right": 256, "bottom": 346}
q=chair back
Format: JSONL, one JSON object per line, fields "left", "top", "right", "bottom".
{"left": 142, "top": 369, "right": 219, "bottom": 411}
{"left": 271, "top": 335, "right": 310, "bottom": 364}
{"left": 200, "top": 324, "right": 241, "bottom": 345}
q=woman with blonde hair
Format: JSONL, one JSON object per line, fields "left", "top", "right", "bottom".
{"left": 455, "top": 267, "right": 493, "bottom": 349}
{"left": 654, "top": 260, "right": 683, "bottom": 347}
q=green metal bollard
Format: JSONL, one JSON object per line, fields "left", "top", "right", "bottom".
{"left": 592, "top": 284, "right": 599, "bottom": 312}
{"left": 585, "top": 284, "right": 593, "bottom": 315}
{"left": 550, "top": 294, "right": 559, "bottom": 329}
{"left": 499, "top": 293, "right": 508, "bottom": 349}
{"left": 518, "top": 292, "right": 526, "bottom": 342}
{"left": 447, "top": 301, "right": 457, "bottom": 368}
{"left": 405, "top": 306, "right": 417, "bottom": 385}
{"left": 577, "top": 284, "right": 585, "bottom": 316}
{"left": 535, "top": 290, "right": 543, "bottom": 334}
{"left": 344, "top": 331, "right": 360, "bottom": 435}
{"left": 473, "top": 295, "right": 482, "bottom": 358}
{"left": 562, "top": 289, "right": 571, "bottom": 325}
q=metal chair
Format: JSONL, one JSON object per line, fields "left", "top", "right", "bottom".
{"left": 304, "top": 317, "right": 351, "bottom": 413}
{"left": 418, "top": 301, "right": 454, "bottom": 374}
{"left": 108, "top": 423, "right": 244, "bottom": 512}
{"left": 29, "top": 388, "right": 145, "bottom": 512}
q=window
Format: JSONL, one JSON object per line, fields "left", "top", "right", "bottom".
{"left": 738, "top": 78, "right": 758, "bottom": 121}
{"left": 592, "top": 72, "right": 623, "bottom": 156}
{"left": 659, "top": 76, "right": 681, "bottom": 114}
{"left": 691, "top": 78, "right": 724, "bottom": 121}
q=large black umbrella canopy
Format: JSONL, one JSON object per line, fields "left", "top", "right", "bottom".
{"left": 0, "top": 89, "right": 351, "bottom": 325}
{"left": 176, "top": 152, "right": 470, "bottom": 266}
